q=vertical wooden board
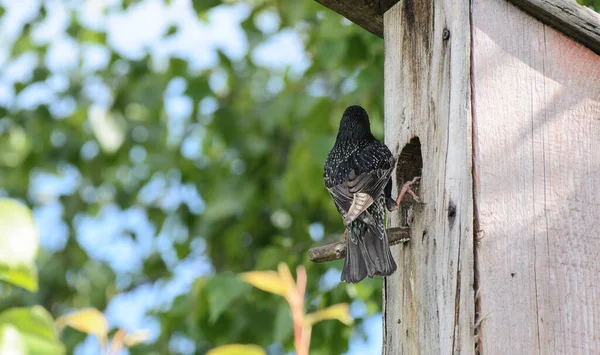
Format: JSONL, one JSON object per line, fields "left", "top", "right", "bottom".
{"left": 472, "top": 0, "right": 600, "bottom": 353}
{"left": 383, "top": 0, "right": 474, "bottom": 353}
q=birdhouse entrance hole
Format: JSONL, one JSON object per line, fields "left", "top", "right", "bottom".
{"left": 396, "top": 136, "right": 422, "bottom": 201}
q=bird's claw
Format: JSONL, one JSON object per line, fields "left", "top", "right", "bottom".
{"left": 406, "top": 189, "right": 421, "bottom": 203}
{"left": 396, "top": 176, "right": 421, "bottom": 205}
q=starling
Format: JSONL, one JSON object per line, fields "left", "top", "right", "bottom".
{"left": 324, "top": 105, "right": 398, "bottom": 283}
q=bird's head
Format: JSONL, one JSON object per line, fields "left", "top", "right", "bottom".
{"left": 336, "top": 105, "right": 374, "bottom": 141}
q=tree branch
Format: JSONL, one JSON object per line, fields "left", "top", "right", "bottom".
{"left": 308, "top": 227, "right": 411, "bottom": 263}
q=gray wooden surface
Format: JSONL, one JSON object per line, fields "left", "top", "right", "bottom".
{"left": 473, "top": 0, "right": 600, "bottom": 352}
{"left": 382, "top": 0, "right": 475, "bottom": 353}
{"left": 507, "top": 0, "right": 600, "bottom": 55}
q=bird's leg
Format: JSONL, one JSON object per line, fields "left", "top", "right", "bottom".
{"left": 343, "top": 229, "right": 348, "bottom": 241}
{"left": 396, "top": 176, "right": 421, "bottom": 205}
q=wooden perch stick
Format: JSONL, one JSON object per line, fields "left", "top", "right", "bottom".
{"left": 308, "top": 227, "right": 410, "bottom": 263}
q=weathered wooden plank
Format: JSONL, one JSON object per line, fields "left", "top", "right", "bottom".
{"left": 308, "top": 227, "right": 410, "bottom": 263}
{"left": 314, "top": 0, "right": 600, "bottom": 56}
{"left": 316, "top": 0, "right": 600, "bottom": 54}
{"left": 313, "top": 0, "right": 399, "bottom": 38}
{"left": 506, "top": 0, "right": 600, "bottom": 55}
{"left": 382, "top": 0, "right": 474, "bottom": 353}
{"left": 472, "top": 0, "right": 600, "bottom": 353}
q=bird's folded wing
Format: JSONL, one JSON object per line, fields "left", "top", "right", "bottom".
{"left": 327, "top": 183, "right": 353, "bottom": 214}
{"left": 347, "top": 167, "right": 391, "bottom": 197}
{"left": 343, "top": 192, "right": 374, "bottom": 225}
{"left": 326, "top": 142, "right": 395, "bottom": 225}
{"left": 341, "top": 167, "right": 389, "bottom": 224}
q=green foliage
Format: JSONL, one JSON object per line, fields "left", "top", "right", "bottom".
{"left": 0, "top": 199, "right": 39, "bottom": 292}
{"left": 192, "top": 0, "right": 221, "bottom": 14}
{"left": 577, "top": 0, "right": 600, "bottom": 11}
{"left": 238, "top": 263, "right": 353, "bottom": 355}
{"left": 207, "top": 344, "right": 266, "bottom": 355}
{"left": 0, "top": 306, "right": 65, "bottom": 355}
{"left": 206, "top": 273, "right": 251, "bottom": 323}
{"left": 0, "top": 200, "right": 65, "bottom": 354}
{"left": 0, "top": 0, "right": 389, "bottom": 353}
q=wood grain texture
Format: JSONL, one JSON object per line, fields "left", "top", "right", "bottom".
{"left": 313, "top": 0, "right": 399, "bottom": 38}
{"left": 473, "top": 0, "right": 600, "bottom": 353}
{"left": 383, "top": 0, "right": 474, "bottom": 353}
{"left": 506, "top": 0, "right": 600, "bottom": 55}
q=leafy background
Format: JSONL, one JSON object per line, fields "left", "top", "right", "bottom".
{"left": 0, "top": 0, "right": 386, "bottom": 354}
{"left": 0, "top": 0, "right": 598, "bottom": 354}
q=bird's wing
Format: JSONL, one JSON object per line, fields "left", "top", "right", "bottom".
{"left": 343, "top": 191, "right": 374, "bottom": 225}
{"left": 342, "top": 143, "right": 395, "bottom": 225}
{"left": 347, "top": 165, "right": 391, "bottom": 196}
{"left": 324, "top": 141, "right": 395, "bottom": 225}
{"left": 326, "top": 182, "right": 353, "bottom": 215}
{"left": 327, "top": 183, "right": 377, "bottom": 226}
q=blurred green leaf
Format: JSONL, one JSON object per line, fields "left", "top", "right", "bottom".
{"left": 206, "top": 273, "right": 252, "bottom": 323}
{"left": 304, "top": 303, "right": 353, "bottom": 326}
{"left": 0, "top": 127, "right": 32, "bottom": 168}
{"left": 192, "top": 0, "right": 220, "bottom": 14}
{"left": 273, "top": 303, "right": 293, "bottom": 343}
{"left": 88, "top": 107, "right": 126, "bottom": 153}
{"left": 0, "top": 199, "right": 39, "bottom": 292}
{"left": 124, "top": 329, "right": 151, "bottom": 347}
{"left": 0, "top": 306, "right": 65, "bottom": 355}
{"left": 240, "top": 270, "right": 287, "bottom": 297}
{"left": 56, "top": 308, "right": 108, "bottom": 344}
{"left": 165, "top": 25, "right": 178, "bottom": 36}
{"left": 207, "top": 344, "right": 266, "bottom": 355}
{"left": 576, "top": 0, "right": 600, "bottom": 11}
{"left": 0, "top": 325, "right": 26, "bottom": 355}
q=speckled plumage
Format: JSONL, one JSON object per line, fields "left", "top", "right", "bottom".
{"left": 323, "top": 105, "right": 397, "bottom": 283}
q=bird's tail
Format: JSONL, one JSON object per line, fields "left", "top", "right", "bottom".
{"left": 341, "top": 221, "right": 397, "bottom": 283}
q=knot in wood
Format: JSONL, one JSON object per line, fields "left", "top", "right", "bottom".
{"left": 334, "top": 244, "right": 345, "bottom": 259}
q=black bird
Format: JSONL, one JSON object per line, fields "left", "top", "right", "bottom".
{"left": 324, "top": 105, "right": 418, "bottom": 283}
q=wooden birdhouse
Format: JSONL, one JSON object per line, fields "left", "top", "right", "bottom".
{"left": 309, "top": 0, "right": 600, "bottom": 353}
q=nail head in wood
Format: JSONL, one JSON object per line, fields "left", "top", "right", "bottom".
{"left": 443, "top": 29, "right": 450, "bottom": 40}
